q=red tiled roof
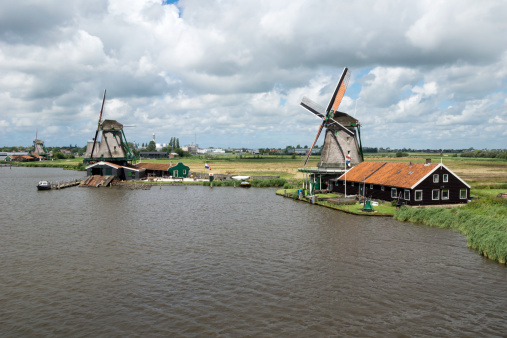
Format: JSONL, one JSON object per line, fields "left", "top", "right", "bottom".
{"left": 338, "top": 161, "right": 439, "bottom": 189}
{"left": 136, "top": 162, "right": 173, "bottom": 171}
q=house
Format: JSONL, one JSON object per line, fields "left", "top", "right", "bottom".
{"left": 332, "top": 160, "right": 470, "bottom": 205}
{"left": 135, "top": 162, "right": 190, "bottom": 178}
{"left": 168, "top": 162, "right": 190, "bottom": 178}
{"left": 86, "top": 161, "right": 146, "bottom": 181}
{"left": 139, "top": 152, "right": 168, "bottom": 159}
{"left": 136, "top": 162, "right": 172, "bottom": 177}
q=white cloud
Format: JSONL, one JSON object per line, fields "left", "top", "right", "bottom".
{"left": 0, "top": 0, "right": 505, "bottom": 149}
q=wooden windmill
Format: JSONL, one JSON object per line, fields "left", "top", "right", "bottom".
{"left": 300, "top": 67, "right": 364, "bottom": 169}
{"left": 32, "top": 129, "right": 49, "bottom": 159}
{"left": 83, "top": 90, "right": 135, "bottom": 165}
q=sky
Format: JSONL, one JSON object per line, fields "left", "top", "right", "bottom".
{"left": 1, "top": 0, "right": 506, "bottom": 150}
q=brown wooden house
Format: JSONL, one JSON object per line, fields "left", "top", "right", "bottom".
{"left": 332, "top": 160, "right": 470, "bottom": 205}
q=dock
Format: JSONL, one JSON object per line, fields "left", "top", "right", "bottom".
{"left": 50, "top": 179, "right": 82, "bottom": 190}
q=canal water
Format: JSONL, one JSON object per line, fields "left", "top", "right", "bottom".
{"left": 1, "top": 167, "right": 506, "bottom": 336}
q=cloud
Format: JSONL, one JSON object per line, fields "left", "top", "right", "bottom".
{"left": 0, "top": 0, "right": 506, "bottom": 149}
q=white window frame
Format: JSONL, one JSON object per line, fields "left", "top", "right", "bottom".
{"left": 391, "top": 188, "right": 397, "bottom": 198}
{"left": 442, "top": 189, "right": 449, "bottom": 200}
{"left": 404, "top": 189, "right": 410, "bottom": 200}
{"left": 433, "top": 174, "right": 439, "bottom": 183}
{"left": 381, "top": 186, "right": 385, "bottom": 191}
{"left": 370, "top": 184, "right": 373, "bottom": 189}
{"left": 460, "top": 189, "right": 467, "bottom": 199}
{"left": 415, "top": 190, "right": 423, "bottom": 201}
{"left": 443, "top": 174, "right": 448, "bottom": 183}
{"left": 432, "top": 189, "right": 440, "bottom": 200}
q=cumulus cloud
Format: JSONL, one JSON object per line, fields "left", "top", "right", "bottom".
{"left": 0, "top": 0, "right": 505, "bottom": 149}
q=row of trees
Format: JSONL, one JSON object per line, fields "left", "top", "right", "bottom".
{"left": 460, "top": 150, "right": 507, "bottom": 159}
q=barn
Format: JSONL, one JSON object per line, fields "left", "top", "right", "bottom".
{"left": 331, "top": 160, "right": 470, "bottom": 205}
{"left": 135, "top": 162, "right": 190, "bottom": 178}
{"left": 86, "top": 161, "right": 146, "bottom": 181}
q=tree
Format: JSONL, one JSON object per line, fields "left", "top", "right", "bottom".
{"left": 146, "top": 141, "right": 157, "bottom": 152}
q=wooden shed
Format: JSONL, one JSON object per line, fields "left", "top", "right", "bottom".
{"left": 168, "top": 162, "right": 190, "bottom": 178}
{"left": 332, "top": 160, "right": 470, "bottom": 205}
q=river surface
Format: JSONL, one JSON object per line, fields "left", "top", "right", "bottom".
{"left": 1, "top": 166, "right": 506, "bottom": 337}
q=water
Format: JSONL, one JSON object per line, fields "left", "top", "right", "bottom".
{"left": 1, "top": 167, "right": 506, "bottom": 336}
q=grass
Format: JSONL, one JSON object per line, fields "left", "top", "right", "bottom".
{"left": 276, "top": 189, "right": 397, "bottom": 216}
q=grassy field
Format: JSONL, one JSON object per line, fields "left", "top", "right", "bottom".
{"left": 13, "top": 152, "right": 507, "bottom": 190}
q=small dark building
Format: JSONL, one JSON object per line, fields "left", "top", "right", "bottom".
{"left": 86, "top": 161, "right": 146, "bottom": 181}
{"left": 139, "top": 152, "right": 168, "bottom": 159}
{"left": 332, "top": 160, "right": 470, "bottom": 205}
{"left": 168, "top": 162, "right": 190, "bottom": 178}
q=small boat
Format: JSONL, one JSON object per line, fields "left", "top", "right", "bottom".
{"left": 240, "top": 181, "right": 251, "bottom": 188}
{"left": 37, "top": 181, "right": 51, "bottom": 190}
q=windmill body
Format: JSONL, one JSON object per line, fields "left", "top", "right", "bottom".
{"left": 318, "top": 113, "right": 362, "bottom": 168}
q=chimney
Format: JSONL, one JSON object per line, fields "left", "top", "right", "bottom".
{"left": 425, "top": 158, "right": 431, "bottom": 164}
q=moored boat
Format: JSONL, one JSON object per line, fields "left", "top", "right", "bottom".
{"left": 240, "top": 181, "right": 251, "bottom": 188}
{"left": 37, "top": 181, "right": 51, "bottom": 190}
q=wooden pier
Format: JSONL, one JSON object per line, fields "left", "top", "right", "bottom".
{"left": 45, "top": 179, "right": 82, "bottom": 190}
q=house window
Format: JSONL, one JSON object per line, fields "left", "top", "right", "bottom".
{"left": 370, "top": 184, "right": 373, "bottom": 189}
{"left": 433, "top": 174, "right": 439, "bottom": 183}
{"left": 391, "top": 188, "right": 397, "bottom": 198}
{"left": 404, "top": 189, "right": 410, "bottom": 200}
{"left": 432, "top": 189, "right": 440, "bottom": 200}
{"left": 183, "top": 170, "right": 187, "bottom": 174}
{"left": 351, "top": 182, "right": 354, "bottom": 186}
{"left": 460, "top": 189, "right": 467, "bottom": 199}
{"left": 442, "top": 189, "right": 449, "bottom": 200}
{"left": 443, "top": 174, "right": 448, "bottom": 183}
{"left": 415, "top": 190, "right": 422, "bottom": 201}
{"left": 381, "top": 186, "right": 385, "bottom": 191}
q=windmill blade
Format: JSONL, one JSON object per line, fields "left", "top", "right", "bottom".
{"left": 90, "top": 89, "right": 107, "bottom": 160}
{"left": 326, "top": 67, "right": 351, "bottom": 113}
{"left": 300, "top": 96, "right": 326, "bottom": 119}
{"left": 304, "top": 122, "right": 325, "bottom": 166}
{"left": 326, "top": 117, "right": 355, "bottom": 137}
{"left": 98, "top": 89, "right": 106, "bottom": 124}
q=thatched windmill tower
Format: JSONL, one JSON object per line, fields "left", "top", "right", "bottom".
{"left": 83, "top": 90, "right": 135, "bottom": 166}
{"left": 32, "top": 130, "right": 50, "bottom": 160}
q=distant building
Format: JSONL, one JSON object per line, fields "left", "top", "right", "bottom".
{"left": 139, "top": 152, "right": 168, "bottom": 159}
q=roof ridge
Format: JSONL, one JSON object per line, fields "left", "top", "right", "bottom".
{"left": 364, "top": 161, "right": 387, "bottom": 180}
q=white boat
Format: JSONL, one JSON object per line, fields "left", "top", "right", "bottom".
{"left": 240, "top": 181, "right": 251, "bottom": 188}
{"left": 37, "top": 181, "right": 51, "bottom": 190}
{"left": 232, "top": 175, "right": 250, "bottom": 181}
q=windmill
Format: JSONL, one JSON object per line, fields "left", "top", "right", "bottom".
{"left": 300, "top": 67, "right": 364, "bottom": 169}
{"left": 32, "top": 129, "right": 49, "bottom": 159}
{"left": 83, "top": 90, "right": 135, "bottom": 165}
